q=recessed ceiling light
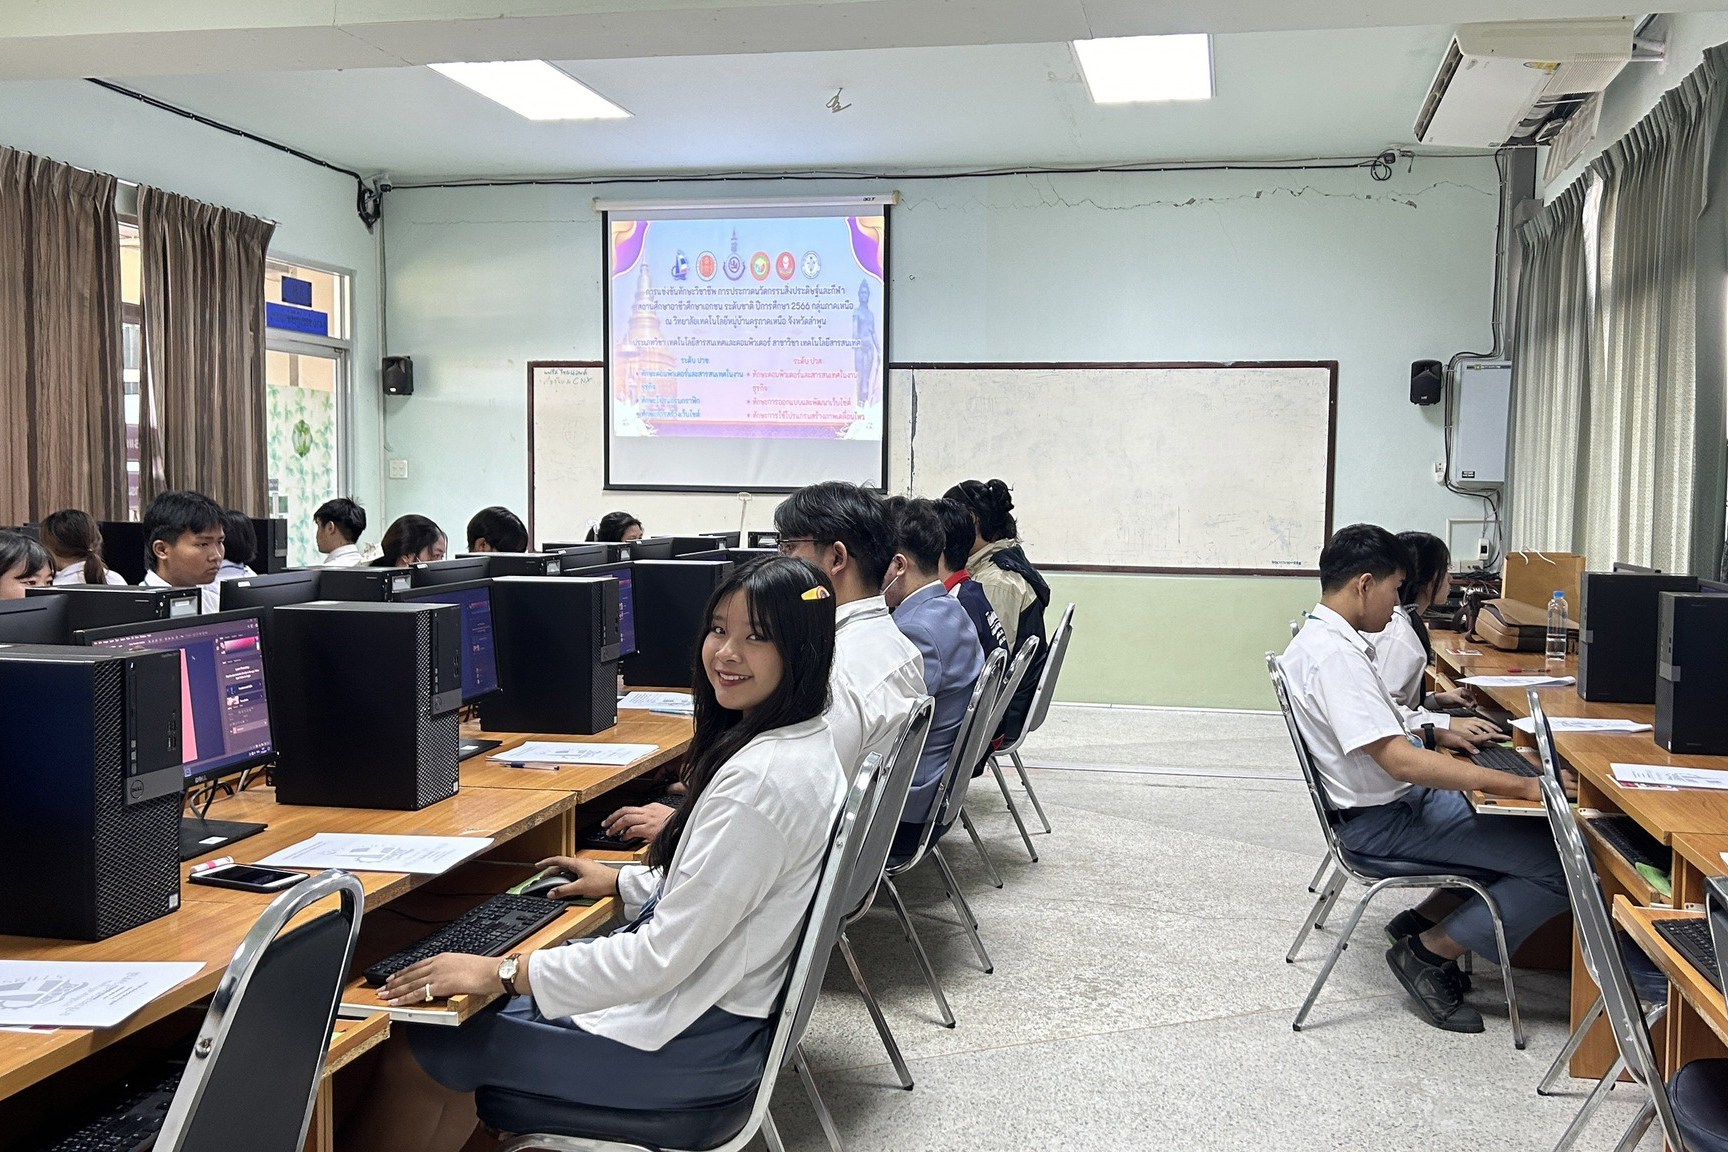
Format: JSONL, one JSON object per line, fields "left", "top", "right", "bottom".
{"left": 428, "top": 60, "right": 631, "bottom": 121}
{"left": 1073, "top": 34, "right": 1213, "bottom": 104}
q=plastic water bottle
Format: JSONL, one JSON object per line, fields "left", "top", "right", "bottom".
{"left": 1546, "top": 590, "right": 1569, "bottom": 669}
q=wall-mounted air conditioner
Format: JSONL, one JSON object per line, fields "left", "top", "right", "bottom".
{"left": 1415, "top": 18, "right": 1637, "bottom": 149}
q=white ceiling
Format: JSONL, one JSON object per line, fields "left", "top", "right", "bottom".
{"left": 109, "top": 27, "right": 1460, "bottom": 181}
{"left": 0, "top": 2, "right": 1703, "bottom": 182}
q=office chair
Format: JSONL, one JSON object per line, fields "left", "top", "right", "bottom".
{"left": 987, "top": 602, "right": 1075, "bottom": 842}
{"left": 980, "top": 637, "right": 1043, "bottom": 863}
{"left": 833, "top": 705, "right": 933, "bottom": 1090}
{"left": 1267, "top": 653, "right": 1526, "bottom": 1048}
{"left": 483, "top": 751, "right": 883, "bottom": 1152}
{"left": 1527, "top": 692, "right": 1728, "bottom": 1152}
{"left": 156, "top": 869, "right": 365, "bottom": 1152}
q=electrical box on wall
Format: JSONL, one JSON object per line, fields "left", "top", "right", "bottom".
{"left": 1449, "top": 360, "right": 1511, "bottom": 486}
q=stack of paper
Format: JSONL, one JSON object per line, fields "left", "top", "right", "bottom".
{"left": 1612, "top": 763, "right": 1728, "bottom": 792}
{"left": 256, "top": 833, "right": 494, "bottom": 875}
{"left": 488, "top": 741, "right": 658, "bottom": 768}
{"left": 1510, "top": 717, "right": 1653, "bottom": 735}
{"left": 618, "top": 691, "right": 695, "bottom": 715}
{"left": 1459, "top": 675, "right": 1577, "bottom": 688}
{"left": 0, "top": 960, "right": 204, "bottom": 1029}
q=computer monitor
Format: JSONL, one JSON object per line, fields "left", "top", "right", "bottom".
{"left": 698, "top": 531, "right": 742, "bottom": 548}
{"left": 543, "top": 543, "right": 608, "bottom": 570}
{"left": 320, "top": 566, "right": 415, "bottom": 602}
{"left": 83, "top": 611, "right": 275, "bottom": 788}
{"left": 248, "top": 517, "right": 291, "bottom": 574}
{"left": 671, "top": 535, "right": 726, "bottom": 557}
{"left": 0, "top": 595, "right": 69, "bottom": 645}
{"left": 411, "top": 556, "right": 491, "bottom": 588}
{"left": 219, "top": 568, "right": 323, "bottom": 611}
{"left": 396, "top": 578, "right": 500, "bottom": 702}
{"left": 624, "top": 560, "right": 731, "bottom": 687}
{"left": 629, "top": 537, "right": 675, "bottom": 561}
{"left": 728, "top": 548, "right": 778, "bottom": 564}
{"left": 1612, "top": 562, "right": 1661, "bottom": 574}
{"left": 460, "top": 552, "right": 563, "bottom": 578}
{"left": 747, "top": 530, "right": 780, "bottom": 549}
{"left": 96, "top": 520, "right": 149, "bottom": 585}
{"left": 676, "top": 548, "right": 732, "bottom": 563}
{"left": 1702, "top": 580, "right": 1728, "bottom": 594}
{"left": 30, "top": 584, "right": 201, "bottom": 633}
{"left": 570, "top": 562, "right": 637, "bottom": 657}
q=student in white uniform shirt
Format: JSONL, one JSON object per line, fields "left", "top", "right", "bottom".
{"left": 1364, "top": 531, "right": 1498, "bottom": 752}
{"left": 139, "top": 490, "right": 226, "bottom": 614}
{"left": 214, "top": 509, "right": 259, "bottom": 586}
{"left": 773, "top": 480, "right": 924, "bottom": 777}
{"left": 1278, "top": 524, "right": 1568, "bottom": 1036}
{"left": 314, "top": 497, "right": 368, "bottom": 568}
{"left": 342, "top": 556, "right": 847, "bottom": 1152}
{"left": 40, "top": 509, "right": 128, "bottom": 585}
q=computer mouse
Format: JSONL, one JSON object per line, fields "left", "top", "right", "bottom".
{"left": 518, "top": 870, "right": 580, "bottom": 899}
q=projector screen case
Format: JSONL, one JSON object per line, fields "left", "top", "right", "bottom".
{"left": 601, "top": 197, "right": 892, "bottom": 492}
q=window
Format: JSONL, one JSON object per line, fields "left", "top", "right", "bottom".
{"left": 265, "top": 259, "right": 353, "bottom": 566}
{"left": 119, "top": 221, "right": 142, "bottom": 518}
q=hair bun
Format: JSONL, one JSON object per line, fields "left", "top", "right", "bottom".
{"left": 985, "top": 479, "right": 1014, "bottom": 513}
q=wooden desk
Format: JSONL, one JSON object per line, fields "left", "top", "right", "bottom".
{"left": 1615, "top": 898, "right": 1728, "bottom": 1072}
{"left": 457, "top": 710, "right": 692, "bottom": 799}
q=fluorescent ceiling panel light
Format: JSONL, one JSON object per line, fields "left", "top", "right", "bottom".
{"left": 1073, "top": 34, "right": 1213, "bottom": 103}
{"left": 428, "top": 60, "right": 630, "bottom": 121}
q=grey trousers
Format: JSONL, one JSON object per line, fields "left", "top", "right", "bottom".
{"left": 1336, "top": 786, "right": 1569, "bottom": 959}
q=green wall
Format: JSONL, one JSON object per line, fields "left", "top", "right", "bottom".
{"left": 1045, "top": 573, "right": 1317, "bottom": 710}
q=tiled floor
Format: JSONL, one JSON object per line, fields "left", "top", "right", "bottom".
{"left": 765, "top": 705, "right": 1660, "bottom": 1151}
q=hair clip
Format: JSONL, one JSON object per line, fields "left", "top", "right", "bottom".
{"left": 801, "top": 586, "right": 832, "bottom": 601}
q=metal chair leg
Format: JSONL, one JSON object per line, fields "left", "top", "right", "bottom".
{"left": 1611, "top": 1101, "right": 1656, "bottom": 1152}
{"left": 1292, "top": 881, "right": 1388, "bottom": 1031}
{"left": 795, "top": 1043, "right": 849, "bottom": 1149}
{"left": 761, "top": 1109, "right": 787, "bottom": 1152}
{"left": 933, "top": 847, "right": 992, "bottom": 973}
{"left": 1008, "top": 750, "right": 1052, "bottom": 834}
{"left": 837, "top": 932, "right": 916, "bottom": 1087}
{"left": 1475, "top": 883, "right": 1526, "bottom": 1051}
{"left": 1550, "top": 1054, "right": 1626, "bottom": 1152}
{"left": 1539, "top": 996, "right": 1603, "bottom": 1095}
{"left": 987, "top": 757, "right": 1038, "bottom": 862}
{"left": 1306, "top": 851, "right": 1334, "bottom": 894}
{"left": 1286, "top": 868, "right": 1346, "bottom": 963}
{"left": 883, "top": 879, "right": 955, "bottom": 1027}
{"left": 959, "top": 808, "right": 1003, "bottom": 888}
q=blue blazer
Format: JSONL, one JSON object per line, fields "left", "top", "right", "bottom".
{"left": 892, "top": 581, "right": 986, "bottom": 824}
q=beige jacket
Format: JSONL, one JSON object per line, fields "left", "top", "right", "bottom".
{"left": 968, "top": 539, "right": 1038, "bottom": 649}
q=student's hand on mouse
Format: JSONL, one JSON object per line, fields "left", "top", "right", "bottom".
{"left": 602, "top": 802, "right": 675, "bottom": 844}
{"left": 378, "top": 953, "right": 503, "bottom": 1007}
{"left": 665, "top": 780, "right": 687, "bottom": 796}
{"left": 1431, "top": 688, "right": 1475, "bottom": 709}
{"left": 532, "top": 856, "right": 619, "bottom": 900}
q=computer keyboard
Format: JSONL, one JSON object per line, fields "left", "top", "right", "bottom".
{"left": 363, "top": 893, "right": 568, "bottom": 986}
{"left": 1655, "top": 918, "right": 1722, "bottom": 992}
{"left": 1586, "top": 814, "right": 1673, "bottom": 874}
{"left": 1473, "top": 744, "right": 1542, "bottom": 778}
{"left": 579, "top": 826, "right": 641, "bottom": 851}
{"left": 37, "top": 1068, "right": 181, "bottom": 1151}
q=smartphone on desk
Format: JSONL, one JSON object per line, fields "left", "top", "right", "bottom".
{"left": 188, "top": 863, "right": 307, "bottom": 893}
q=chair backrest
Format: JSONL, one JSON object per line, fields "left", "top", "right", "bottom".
{"left": 1003, "top": 602, "right": 1075, "bottom": 749}
{"left": 746, "top": 757, "right": 880, "bottom": 1142}
{"left": 983, "top": 634, "right": 1040, "bottom": 746}
{"left": 158, "top": 869, "right": 365, "bottom": 1152}
{"left": 1528, "top": 692, "right": 1684, "bottom": 1145}
{"left": 1289, "top": 619, "right": 1303, "bottom": 638}
{"left": 1265, "top": 653, "right": 1350, "bottom": 866}
{"left": 929, "top": 647, "right": 1010, "bottom": 839}
{"left": 839, "top": 697, "right": 934, "bottom": 924}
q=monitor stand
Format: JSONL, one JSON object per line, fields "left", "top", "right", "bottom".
{"left": 460, "top": 737, "right": 502, "bottom": 761}
{"left": 180, "top": 816, "right": 267, "bottom": 863}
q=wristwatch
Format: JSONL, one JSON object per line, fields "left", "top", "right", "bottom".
{"left": 498, "top": 952, "right": 523, "bottom": 997}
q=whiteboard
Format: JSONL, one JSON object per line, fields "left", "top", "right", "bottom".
{"left": 530, "top": 360, "right": 1333, "bottom": 572}
{"left": 901, "top": 364, "right": 1335, "bottom": 572}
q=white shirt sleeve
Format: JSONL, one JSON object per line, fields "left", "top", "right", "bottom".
{"left": 528, "top": 795, "right": 789, "bottom": 1022}
{"left": 823, "top": 677, "right": 867, "bottom": 775}
{"left": 1310, "top": 650, "right": 1407, "bottom": 756}
{"left": 614, "top": 863, "right": 658, "bottom": 920}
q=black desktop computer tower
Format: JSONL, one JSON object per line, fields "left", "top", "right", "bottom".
{"left": 249, "top": 517, "right": 290, "bottom": 574}
{"left": 0, "top": 647, "right": 184, "bottom": 939}
{"left": 623, "top": 560, "right": 732, "bottom": 688}
{"left": 480, "top": 577, "right": 620, "bottom": 735}
{"left": 1578, "top": 572, "right": 1700, "bottom": 703}
{"left": 271, "top": 603, "right": 463, "bottom": 809}
{"left": 97, "top": 520, "right": 149, "bottom": 585}
{"left": 465, "top": 552, "right": 564, "bottom": 578}
{"left": 29, "top": 584, "right": 202, "bottom": 636}
{"left": 319, "top": 566, "right": 415, "bottom": 602}
{"left": 1656, "top": 592, "right": 1728, "bottom": 755}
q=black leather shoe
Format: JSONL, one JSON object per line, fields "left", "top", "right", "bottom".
{"left": 1386, "top": 938, "right": 1484, "bottom": 1033}
{"left": 1384, "top": 909, "right": 1432, "bottom": 945}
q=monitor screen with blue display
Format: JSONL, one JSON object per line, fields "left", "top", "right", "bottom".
{"left": 400, "top": 580, "right": 500, "bottom": 702}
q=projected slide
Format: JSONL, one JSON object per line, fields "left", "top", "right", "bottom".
{"left": 604, "top": 202, "right": 888, "bottom": 491}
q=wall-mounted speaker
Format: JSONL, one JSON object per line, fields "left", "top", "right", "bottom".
{"left": 1410, "top": 359, "right": 1443, "bottom": 406}
{"left": 383, "top": 355, "right": 414, "bottom": 397}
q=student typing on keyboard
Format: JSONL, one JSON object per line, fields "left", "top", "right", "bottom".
{"left": 340, "top": 557, "right": 848, "bottom": 1152}
{"left": 1278, "top": 525, "right": 1573, "bottom": 1038}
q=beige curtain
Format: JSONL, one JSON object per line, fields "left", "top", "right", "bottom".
{"left": 1578, "top": 49, "right": 1725, "bottom": 572}
{"left": 1507, "top": 181, "right": 1589, "bottom": 553}
{"left": 0, "top": 147, "right": 126, "bottom": 524}
{"left": 138, "top": 187, "right": 275, "bottom": 515}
